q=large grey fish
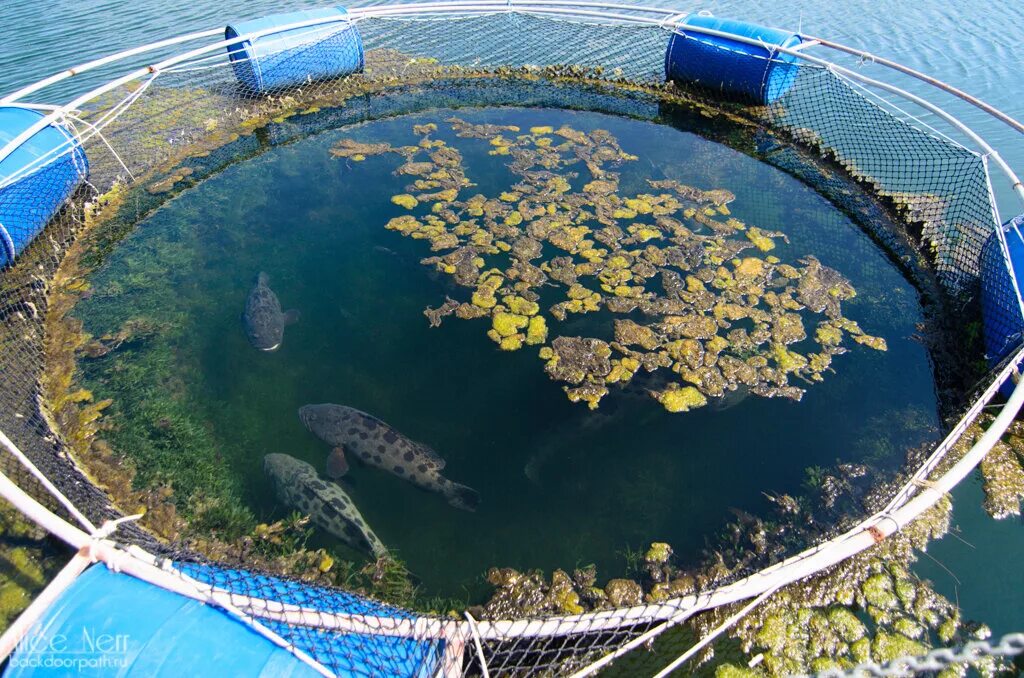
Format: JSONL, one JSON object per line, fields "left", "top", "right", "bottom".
{"left": 298, "top": 404, "right": 481, "bottom": 512}
{"left": 242, "top": 272, "right": 299, "bottom": 351}
{"left": 263, "top": 453, "right": 388, "bottom": 558}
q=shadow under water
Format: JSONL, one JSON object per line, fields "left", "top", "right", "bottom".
{"left": 69, "top": 80, "right": 941, "bottom": 600}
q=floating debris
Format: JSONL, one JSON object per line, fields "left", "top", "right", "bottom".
{"left": 332, "top": 119, "right": 885, "bottom": 413}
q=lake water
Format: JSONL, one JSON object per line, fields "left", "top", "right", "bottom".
{"left": 1, "top": 0, "right": 1021, "bottom": 633}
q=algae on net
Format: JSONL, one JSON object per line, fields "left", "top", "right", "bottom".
{"left": 332, "top": 119, "right": 887, "bottom": 413}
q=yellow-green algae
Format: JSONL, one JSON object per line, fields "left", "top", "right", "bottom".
{"left": 979, "top": 418, "right": 1024, "bottom": 519}
{"left": 470, "top": 411, "right": 1017, "bottom": 676}
{"left": 332, "top": 118, "right": 886, "bottom": 414}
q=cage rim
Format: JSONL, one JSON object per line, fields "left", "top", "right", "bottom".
{"left": 1, "top": 1, "right": 1024, "bottom": 667}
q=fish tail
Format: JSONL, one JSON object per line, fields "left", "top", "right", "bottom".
{"left": 370, "top": 539, "right": 389, "bottom": 559}
{"left": 443, "top": 480, "right": 481, "bottom": 512}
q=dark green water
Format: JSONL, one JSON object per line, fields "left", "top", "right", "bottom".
{"left": 72, "top": 100, "right": 939, "bottom": 599}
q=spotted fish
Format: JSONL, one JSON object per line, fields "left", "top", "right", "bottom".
{"left": 242, "top": 272, "right": 299, "bottom": 351}
{"left": 298, "top": 404, "right": 481, "bottom": 512}
{"left": 263, "top": 453, "right": 387, "bottom": 558}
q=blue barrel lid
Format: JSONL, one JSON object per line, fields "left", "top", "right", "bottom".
{"left": 680, "top": 13, "right": 803, "bottom": 61}
{"left": 225, "top": 6, "right": 351, "bottom": 61}
{"left": 0, "top": 106, "right": 81, "bottom": 184}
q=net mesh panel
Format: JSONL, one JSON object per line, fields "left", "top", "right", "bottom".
{"left": 0, "top": 11, "right": 1019, "bottom": 676}
{"left": 764, "top": 62, "right": 997, "bottom": 297}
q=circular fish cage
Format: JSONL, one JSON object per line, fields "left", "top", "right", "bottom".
{"left": 1, "top": 2, "right": 1024, "bottom": 676}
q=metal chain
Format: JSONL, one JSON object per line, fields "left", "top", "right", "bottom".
{"left": 811, "top": 632, "right": 1024, "bottom": 677}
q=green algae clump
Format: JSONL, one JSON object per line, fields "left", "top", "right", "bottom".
{"left": 330, "top": 117, "right": 883, "bottom": 413}
{"left": 657, "top": 385, "right": 708, "bottom": 413}
{"left": 391, "top": 194, "right": 419, "bottom": 209}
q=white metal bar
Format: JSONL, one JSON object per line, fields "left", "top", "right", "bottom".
{"left": 0, "top": 28, "right": 224, "bottom": 105}
{"left": 809, "top": 35, "right": 1024, "bottom": 136}
{"left": 464, "top": 612, "right": 490, "bottom": 678}
{"left": 0, "top": 549, "right": 92, "bottom": 662}
{"left": 0, "top": 467, "right": 336, "bottom": 677}
{"left": 649, "top": 584, "right": 782, "bottom": 678}
{"left": 0, "top": 429, "right": 97, "bottom": 532}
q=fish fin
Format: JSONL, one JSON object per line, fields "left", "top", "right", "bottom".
{"left": 326, "top": 447, "right": 348, "bottom": 479}
{"left": 444, "top": 481, "right": 480, "bottom": 512}
{"left": 283, "top": 309, "right": 301, "bottom": 325}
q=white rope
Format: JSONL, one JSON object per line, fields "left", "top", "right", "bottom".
{"left": 65, "top": 114, "right": 136, "bottom": 182}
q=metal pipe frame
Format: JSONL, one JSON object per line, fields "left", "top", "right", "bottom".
{"left": 2, "top": 0, "right": 1024, "bottom": 660}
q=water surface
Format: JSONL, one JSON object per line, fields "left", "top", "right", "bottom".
{"left": 73, "top": 101, "right": 937, "bottom": 597}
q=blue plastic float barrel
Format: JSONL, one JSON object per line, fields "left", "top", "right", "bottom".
{"left": 3, "top": 565, "right": 317, "bottom": 677}
{"left": 980, "top": 215, "right": 1024, "bottom": 394}
{"left": 225, "top": 7, "right": 364, "bottom": 95}
{"left": 0, "top": 107, "right": 88, "bottom": 266}
{"left": 665, "top": 13, "right": 804, "bottom": 105}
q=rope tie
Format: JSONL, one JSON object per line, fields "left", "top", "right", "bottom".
{"left": 85, "top": 514, "right": 143, "bottom": 570}
{"left": 874, "top": 511, "right": 902, "bottom": 534}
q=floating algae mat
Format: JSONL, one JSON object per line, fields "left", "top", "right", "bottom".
{"left": 69, "top": 84, "right": 941, "bottom": 598}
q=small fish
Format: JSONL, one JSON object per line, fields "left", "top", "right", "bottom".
{"left": 263, "top": 453, "right": 387, "bottom": 558}
{"left": 242, "top": 272, "right": 300, "bottom": 351}
{"left": 299, "top": 404, "right": 480, "bottom": 512}
{"left": 373, "top": 245, "right": 398, "bottom": 257}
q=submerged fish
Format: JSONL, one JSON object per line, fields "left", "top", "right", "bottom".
{"left": 242, "top": 272, "right": 299, "bottom": 351}
{"left": 299, "top": 404, "right": 481, "bottom": 512}
{"left": 263, "top": 453, "right": 387, "bottom": 558}
{"left": 711, "top": 384, "right": 751, "bottom": 412}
